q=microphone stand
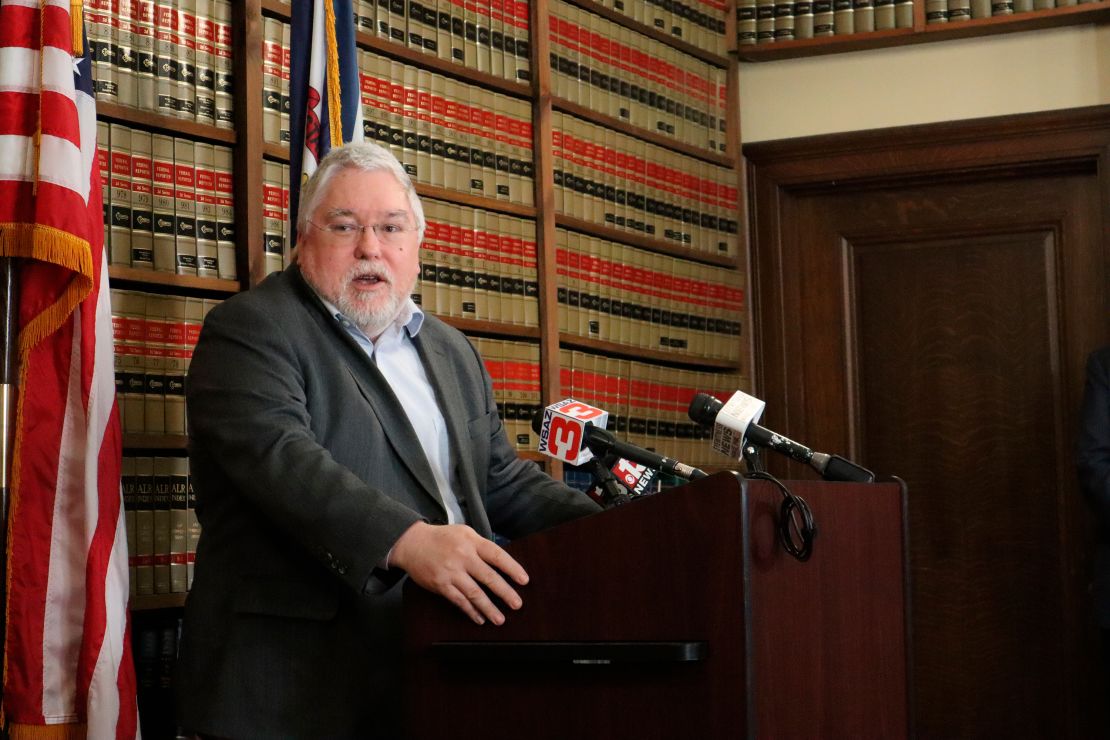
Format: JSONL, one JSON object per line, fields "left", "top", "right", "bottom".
{"left": 585, "top": 455, "right": 632, "bottom": 508}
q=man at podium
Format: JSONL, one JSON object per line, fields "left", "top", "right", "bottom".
{"left": 174, "top": 143, "right": 600, "bottom": 739}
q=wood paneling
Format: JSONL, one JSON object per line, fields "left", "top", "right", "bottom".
{"left": 745, "top": 105, "right": 1110, "bottom": 738}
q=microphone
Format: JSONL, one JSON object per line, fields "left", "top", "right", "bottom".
{"left": 532, "top": 400, "right": 708, "bottom": 481}
{"left": 688, "top": 392, "right": 875, "bottom": 483}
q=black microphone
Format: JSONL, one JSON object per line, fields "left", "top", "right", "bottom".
{"left": 688, "top": 392, "right": 874, "bottom": 483}
{"left": 531, "top": 409, "right": 708, "bottom": 481}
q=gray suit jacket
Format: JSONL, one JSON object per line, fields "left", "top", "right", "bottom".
{"left": 174, "top": 266, "right": 599, "bottom": 738}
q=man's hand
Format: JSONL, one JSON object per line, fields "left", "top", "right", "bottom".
{"left": 390, "top": 522, "right": 529, "bottom": 625}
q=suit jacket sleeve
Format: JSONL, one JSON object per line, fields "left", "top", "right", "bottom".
{"left": 1078, "top": 347, "right": 1110, "bottom": 533}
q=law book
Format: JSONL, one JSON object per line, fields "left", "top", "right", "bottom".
{"left": 114, "top": 0, "right": 138, "bottom": 107}
{"left": 213, "top": 144, "right": 237, "bottom": 280}
{"left": 121, "top": 456, "right": 138, "bottom": 597}
{"left": 832, "top": 0, "right": 854, "bottom": 31}
{"left": 281, "top": 22, "right": 292, "bottom": 145}
{"left": 168, "top": 456, "right": 189, "bottom": 592}
{"left": 947, "top": 0, "right": 972, "bottom": 18}
{"left": 193, "top": 0, "right": 216, "bottom": 124}
{"left": 163, "top": 295, "right": 187, "bottom": 435}
{"left": 926, "top": 0, "right": 950, "bottom": 20}
{"left": 114, "top": 290, "right": 147, "bottom": 434}
{"left": 110, "top": 290, "right": 130, "bottom": 432}
{"left": 262, "top": 18, "right": 283, "bottom": 144}
{"left": 894, "top": 0, "right": 914, "bottom": 25}
{"left": 173, "top": 137, "right": 198, "bottom": 275}
{"left": 428, "top": 73, "right": 448, "bottom": 188}
{"left": 193, "top": 142, "right": 219, "bottom": 277}
{"left": 143, "top": 294, "right": 168, "bottom": 435}
{"left": 133, "top": 456, "right": 156, "bottom": 596}
{"left": 460, "top": 215, "right": 479, "bottom": 319}
{"left": 509, "top": 0, "right": 529, "bottom": 82}
{"left": 186, "top": 458, "right": 200, "bottom": 588}
{"left": 813, "top": 0, "right": 835, "bottom": 33}
{"left": 152, "top": 456, "right": 173, "bottom": 594}
{"left": 503, "top": 216, "right": 525, "bottom": 326}
{"left": 97, "top": 121, "right": 112, "bottom": 252}
{"left": 262, "top": 160, "right": 285, "bottom": 276}
{"left": 108, "top": 124, "right": 133, "bottom": 267}
{"left": 375, "top": 0, "right": 392, "bottom": 39}
{"left": 153, "top": 0, "right": 179, "bottom": 117}
{"left": 873, "top": 0, "right": 895, "bottom": 28}
{"left": 133, "top": 0, "right": 157, "bottom": 110}
{"left": 281, "top": 163, "right": 291, "bottom": 266}
{"left": 87, "top": 0, "right": 117, "bottom": 103}
{"left": 434, "top": 0, "right": 453, "bottom": 62}
{"left": 151, "top": 133, "right": 177, "bottom": 272}
{"left": 212, "top": 0, "right": 235, "bottom": 129}
{"left": 176, "top": 0, "right": 199, "bottom": 119}
{"left": 130, "top": 129, "right": 155, "bottom": 270}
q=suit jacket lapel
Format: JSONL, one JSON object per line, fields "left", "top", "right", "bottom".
{"left": 412, "top": 330, "right": 483, "bottom": 513}
{"left": 292, "top": 268, "right": 444, "bottom": 511}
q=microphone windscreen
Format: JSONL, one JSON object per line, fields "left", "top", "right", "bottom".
{"left": 687, "top": 392, "right": 723, "bottom": 426}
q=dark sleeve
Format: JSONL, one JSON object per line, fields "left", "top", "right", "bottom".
{"left": 1078, "top": 348, "right": 1110, "bottom": 531}
{"left": 460, "top": 339, "right": 602, "bottom": 539}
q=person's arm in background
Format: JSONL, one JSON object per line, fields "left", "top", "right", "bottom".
{"left": 1078, "top": 347, "right": 1110, "bottom": 531}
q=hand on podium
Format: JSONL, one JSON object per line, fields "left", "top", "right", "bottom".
{"left": 391, "top": 521, "right": 530, "bottom": 626}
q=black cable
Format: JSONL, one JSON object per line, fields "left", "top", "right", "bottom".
{"left": 744, "top": 471, "right": 816, "bottom": 562}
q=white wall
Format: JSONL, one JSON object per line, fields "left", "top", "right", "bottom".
{"left": 737, "top": 24, "right": 1110, "bottom": 143}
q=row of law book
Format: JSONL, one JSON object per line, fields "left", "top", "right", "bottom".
{"left": 261, "top": 17, "right": 292, "bottom": 147}
{"left": 87, "top": 0, "right": 234, "bottom": 127}
{"left": 555, "top": 228, "right": 744, "bottom": 362}
{"left": 353, "top": 0, "right": 532, "bottom": 82}
{"left": 595, "top": 0, "right": 729, "bottom": 57}
{"left": 122, "top": 455, "right": 201, "bottom": 597}
{"left": 736, "top": 0, "right": 913, "bottom": 43}
{"left": 549, "top": 0, "right": 729, "bottom": 154}
{"left": 99, "top": 121, "right": 238, "bottom": 279}
{"left": 559, "top": 349, "right": 745, "bottom": 468}
{"left": 470, "top": 337, "right": 542, "bottom": 451}
{"left": 111, "top": 288, "right": 221, "bottom": 436}
{"left": 262, "top": 161, "right": 293, "bottom": 276}
{"left": 552, "top": 112, "right": 740, "bottom": 257}
{"left": 416, "top": 199, "right": 540, "bottom": 326}
{"left": 359, "top": 49, "right": 535, "bottom": 205}
{"left": 132, "top": 614, "right": 185, "bottom": 740}
{"left": 925, "top": 0, "right": 1102, "bottom": 22}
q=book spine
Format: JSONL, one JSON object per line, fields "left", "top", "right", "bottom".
{"left": 109, "top": 124, "right": 133, "bottom": 267}
{"left": 151, "top": 133, "right": 176, "bottom": 272}
{"left": 133, "top": 456, "right": 155, "bottom": 595}
{"left": 214, "top": 144, "right": 237, "bottom": 280}
{"left": 173, "top": 137, "right": 198, "bottom": 275}
{"left": 130, "top": 129, "right": 155, "bottom": 270}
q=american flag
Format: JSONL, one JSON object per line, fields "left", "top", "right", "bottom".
{"left": 0, "top": 2, "right": 138, "bottom": 737}
{"left": 288, "top": 0, "right": 363, "bottom": 232}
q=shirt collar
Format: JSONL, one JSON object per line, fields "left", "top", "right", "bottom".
{"left": 316, "top": 295, "right": 425, "bottom": 341}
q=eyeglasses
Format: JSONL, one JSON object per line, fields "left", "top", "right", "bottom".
{"left": 308, "top": 219, "right": 417, "bottom": 247}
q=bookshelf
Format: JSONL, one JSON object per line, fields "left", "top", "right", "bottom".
{"left": 734, "top": 0, "right": 1110, "bottom": 61}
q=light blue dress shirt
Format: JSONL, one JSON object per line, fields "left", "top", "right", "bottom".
{"left": 322, "top": 296, "right": 466, "bottom": 527}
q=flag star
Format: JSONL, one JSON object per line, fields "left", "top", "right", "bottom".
{"left": 72, "top": 56, "right": 82, "bottom": 76}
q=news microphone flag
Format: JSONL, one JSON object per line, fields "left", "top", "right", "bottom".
{"left": 536, "top": 399, "right": 610, "bottom": 466}
{"left": 0, "top": 8, "right": 138, "bottom": 738}
{"left": 709, "top": 391, "right": 766, "bottom": 458}
{"left": 289, "top": 0, "right": 364, "bottom": 233}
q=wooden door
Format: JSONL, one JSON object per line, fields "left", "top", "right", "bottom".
{"left": 745, "top": 107, "right": 1110, "bottom": 739}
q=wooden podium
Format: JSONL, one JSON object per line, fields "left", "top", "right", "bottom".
{"left": 403, "top": 472, "right": 910, "bottom": 738}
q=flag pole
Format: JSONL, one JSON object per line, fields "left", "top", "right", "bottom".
{"left": 0, "top": 253, "right": 16, "bottom": 662}
{"left": 0, "top": 255, "right": 15, "bottom": 534}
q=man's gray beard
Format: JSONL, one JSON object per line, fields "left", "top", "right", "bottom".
{"left": 335, "top": 285, "right": 405, "bottom": 339}
{"left": 305, "top": 260, "right": 412, "bottom": 338}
